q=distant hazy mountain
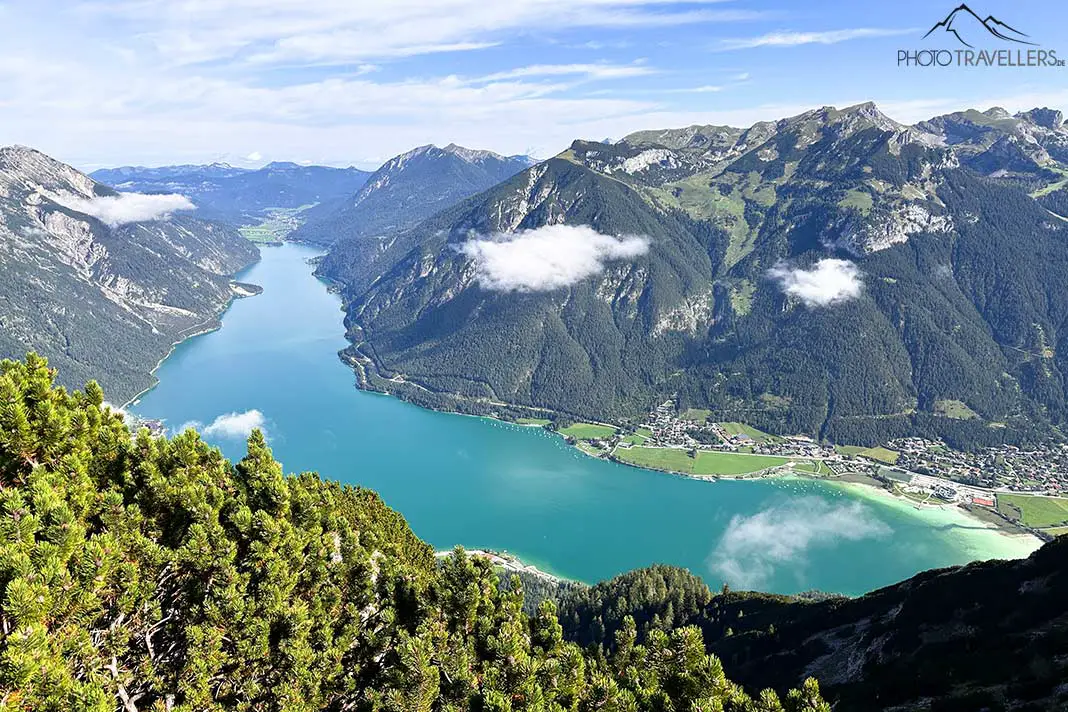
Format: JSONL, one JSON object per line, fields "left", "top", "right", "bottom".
{"left": 1, "top": 145, "right": 259, "bottom": 401}
{"left": 318, "top": 103, "right": 1068, "bottom": 448}
{"left": 292, "top": 143, "right": 534, "bottom": 253}
{"left": 91, "top": 162, "right": 372, "bottom": 225}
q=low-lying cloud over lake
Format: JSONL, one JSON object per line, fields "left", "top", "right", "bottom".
{"left": 768, "top": 258, "right": 863, "bottom": 307}
{"left": 59, "top": 192, "right": 196, "bottom": 227}
{"left": 460, "top": 224, "right": 649, "bottom": 292}
{"left": 708, "top": 497, "right": 891, "bottom": 590}
{"left": 178, "top": 409, "right": 266, "bottom": 439}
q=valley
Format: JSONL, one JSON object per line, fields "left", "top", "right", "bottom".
{"left": 129, "top": 243, "right": 1039, "bottom": 597}
{"left": 6, "top": 0, "right": 1068, "bottom": 706}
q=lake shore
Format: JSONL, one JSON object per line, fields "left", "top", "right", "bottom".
{"left": 123, "top": 321, "right": 223, "bottom": 408}
{"left": 554, "top": 438, "right": 1046, "bottom": 554}
{"left": 340, "top": 361, "right": 1047, "bottom": 558}
{"left": 435, "top": 548, "right": 576, "bottom": 585}
{"left": 134, "top": 243, "right": 1047, "bottom": 596}
{"left": 363, "top": 388, "right": 1047, "bottom": 558}
{"left": 829, "top": 479, "right": 1043, "bottom": 559}
{"left": 122, "top": 279, "right": 264, "bottom": 409}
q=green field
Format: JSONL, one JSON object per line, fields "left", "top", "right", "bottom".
{"left": 576, "top": 441, "right": 607, "bottom": 457}
{"left": 718, "top": 422, "right": 777, "bottom": 443}
{"left": 1044, "top": 527, "right": 1068, "bottom": 537}
{"left": 620, "top": 427, "right": 652, "bottom": 446}
{"left": 933, "top": 399, "right": 979, "bottom": 420}
{"left": 793, "top": 459, "right": 834, "bottom": 476}
{"left": 614, "top": 446, "right": 798, "bottom": 476}
{"left": 679, "top": 408, "right": 712, "bottom": 422}
{"left": 1030, "top": 167, "right": 1068, "bottom": 198}
{"left": 997, "top": 494, "right": 1068, "bottom": 528}
{"left": 836, "top": 444, "right": 899, "bottom": 464}
{"left": 838, "top": 188, "right": 874, "bottom": 215}
{"left": 238, "top": 205, "right": 315, "bottom": 243}
{"left": 516, "top": 418, "right": 551, "bottom": 426}
{"left": 559, "top": 422, "right": 617, "bottom": 440}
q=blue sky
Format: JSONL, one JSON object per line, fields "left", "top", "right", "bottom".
{"left": 1, "top": 0, "right": 1065, "bottom": 169}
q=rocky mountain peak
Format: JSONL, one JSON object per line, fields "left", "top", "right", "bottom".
{"left": 1016, "top": 107, "right": 1065, "bottom": 130}
{"left": 442, "top": 143, "right": 506, "bottom": 164}
{"left": 0, "top": 144, "right": 102, "bottom": 200}
{"left": 622, "top": 124, "right": 743, "bottom": 151}
{"left": 983, "top": 106, "right": 1013, "bottom": 120}
{"left": 815, "top": 102, "right": 904, "bottom": 133}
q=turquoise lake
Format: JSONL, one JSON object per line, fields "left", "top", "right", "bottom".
{"left": 132, "top": 243, "right": 1038, "bottom": 595}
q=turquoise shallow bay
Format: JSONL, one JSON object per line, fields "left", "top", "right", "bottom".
{"left": 132, "top": 244, "right": 1038, "bottom": 595}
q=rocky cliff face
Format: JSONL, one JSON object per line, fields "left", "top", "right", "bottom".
{"left": 0, "top": 146, "right": 259, "bottom": 401}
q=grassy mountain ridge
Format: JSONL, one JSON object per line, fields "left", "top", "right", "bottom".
{"left": 319, "top": 103, "right": 1068, "bottom": 447}
{"left": 0, "top": 354, "right": 829, "bottom": 711}
{"left": 0, "top": 146, "right": 259, "bottom": 403}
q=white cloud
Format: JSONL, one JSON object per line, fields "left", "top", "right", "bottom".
{"left": 665, "top": 84, "right": 723, "bottom": 94}
{"left": 3, "top": 1, "right": 1063, "bottom": 169}
{"left": 476, "top": 63, "right": 656, "bottom": 82}
{"left": 245, "top": 150, "right": 263, "bottom": 161}
{"left": 460, "top": 224, "right": 649, "bottom": 292}
{"left": 720, "top": 28, "right": 915, "bottom": 50}
{"left": 709, "top": 498, "right": 891, "bottom": 590}
{"left": 84, "top": 1, "right": 763, "bottom": 66}
{"left": 768, "top": 258, "right": 863, "bottom": 307}
{"left": 200, "top": 410, "right": 267, "bottom": 439}
{"left": 57, "top": 192, "right": 196, "bottom": 227}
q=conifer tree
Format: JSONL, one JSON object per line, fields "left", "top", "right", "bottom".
{"left": 0, "top": 354, "right": 827, "bottom": 712}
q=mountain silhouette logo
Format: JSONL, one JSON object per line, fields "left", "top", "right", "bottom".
{"left": 923, "top": 4, "right": 1037, "bottom": 48}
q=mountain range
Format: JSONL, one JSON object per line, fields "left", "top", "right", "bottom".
{"left": 292, "top": 143, "right": 534, "bottom": 249}
{"left": 316, "top": 103, "right": 1068, "bottom": 448}
{"left": 3, "top": 107, "right": 1068, "bottom": 710}
{"left": 0, "top": 141, "right": 539, "bottom": 403}
{"left": 9, "top": 104, "right": 1068, "bottom": 447}
{"left": 90, "top": 161, "right": 372, "bottom": 226}
{"left": 0, "top": 146, "right": 258, "bottom": 402}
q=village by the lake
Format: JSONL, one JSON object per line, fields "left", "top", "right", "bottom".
{"left": 545, "top": 400, "right": 1068, "bottom": 543}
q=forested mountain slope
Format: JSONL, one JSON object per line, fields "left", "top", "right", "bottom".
{"left": 323, "top": 155, "right": 717, "bottom": 419}
{"left": 0, "top": 146, "right": 259, "bottom": 402}
{"left": 0, "top": 354, "right": 829, "bottom": 711}
{"left": 91, "top": 162, "right": 372, "bottom": 225}
{"left": 554, "top": 540, "right": 1068, "bottom": 712}
{"left": 301, "top": 143, "right": 533, "bottom": 253}
{"left": 319, "top": 103, "right": 1068, "bottom": 447}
